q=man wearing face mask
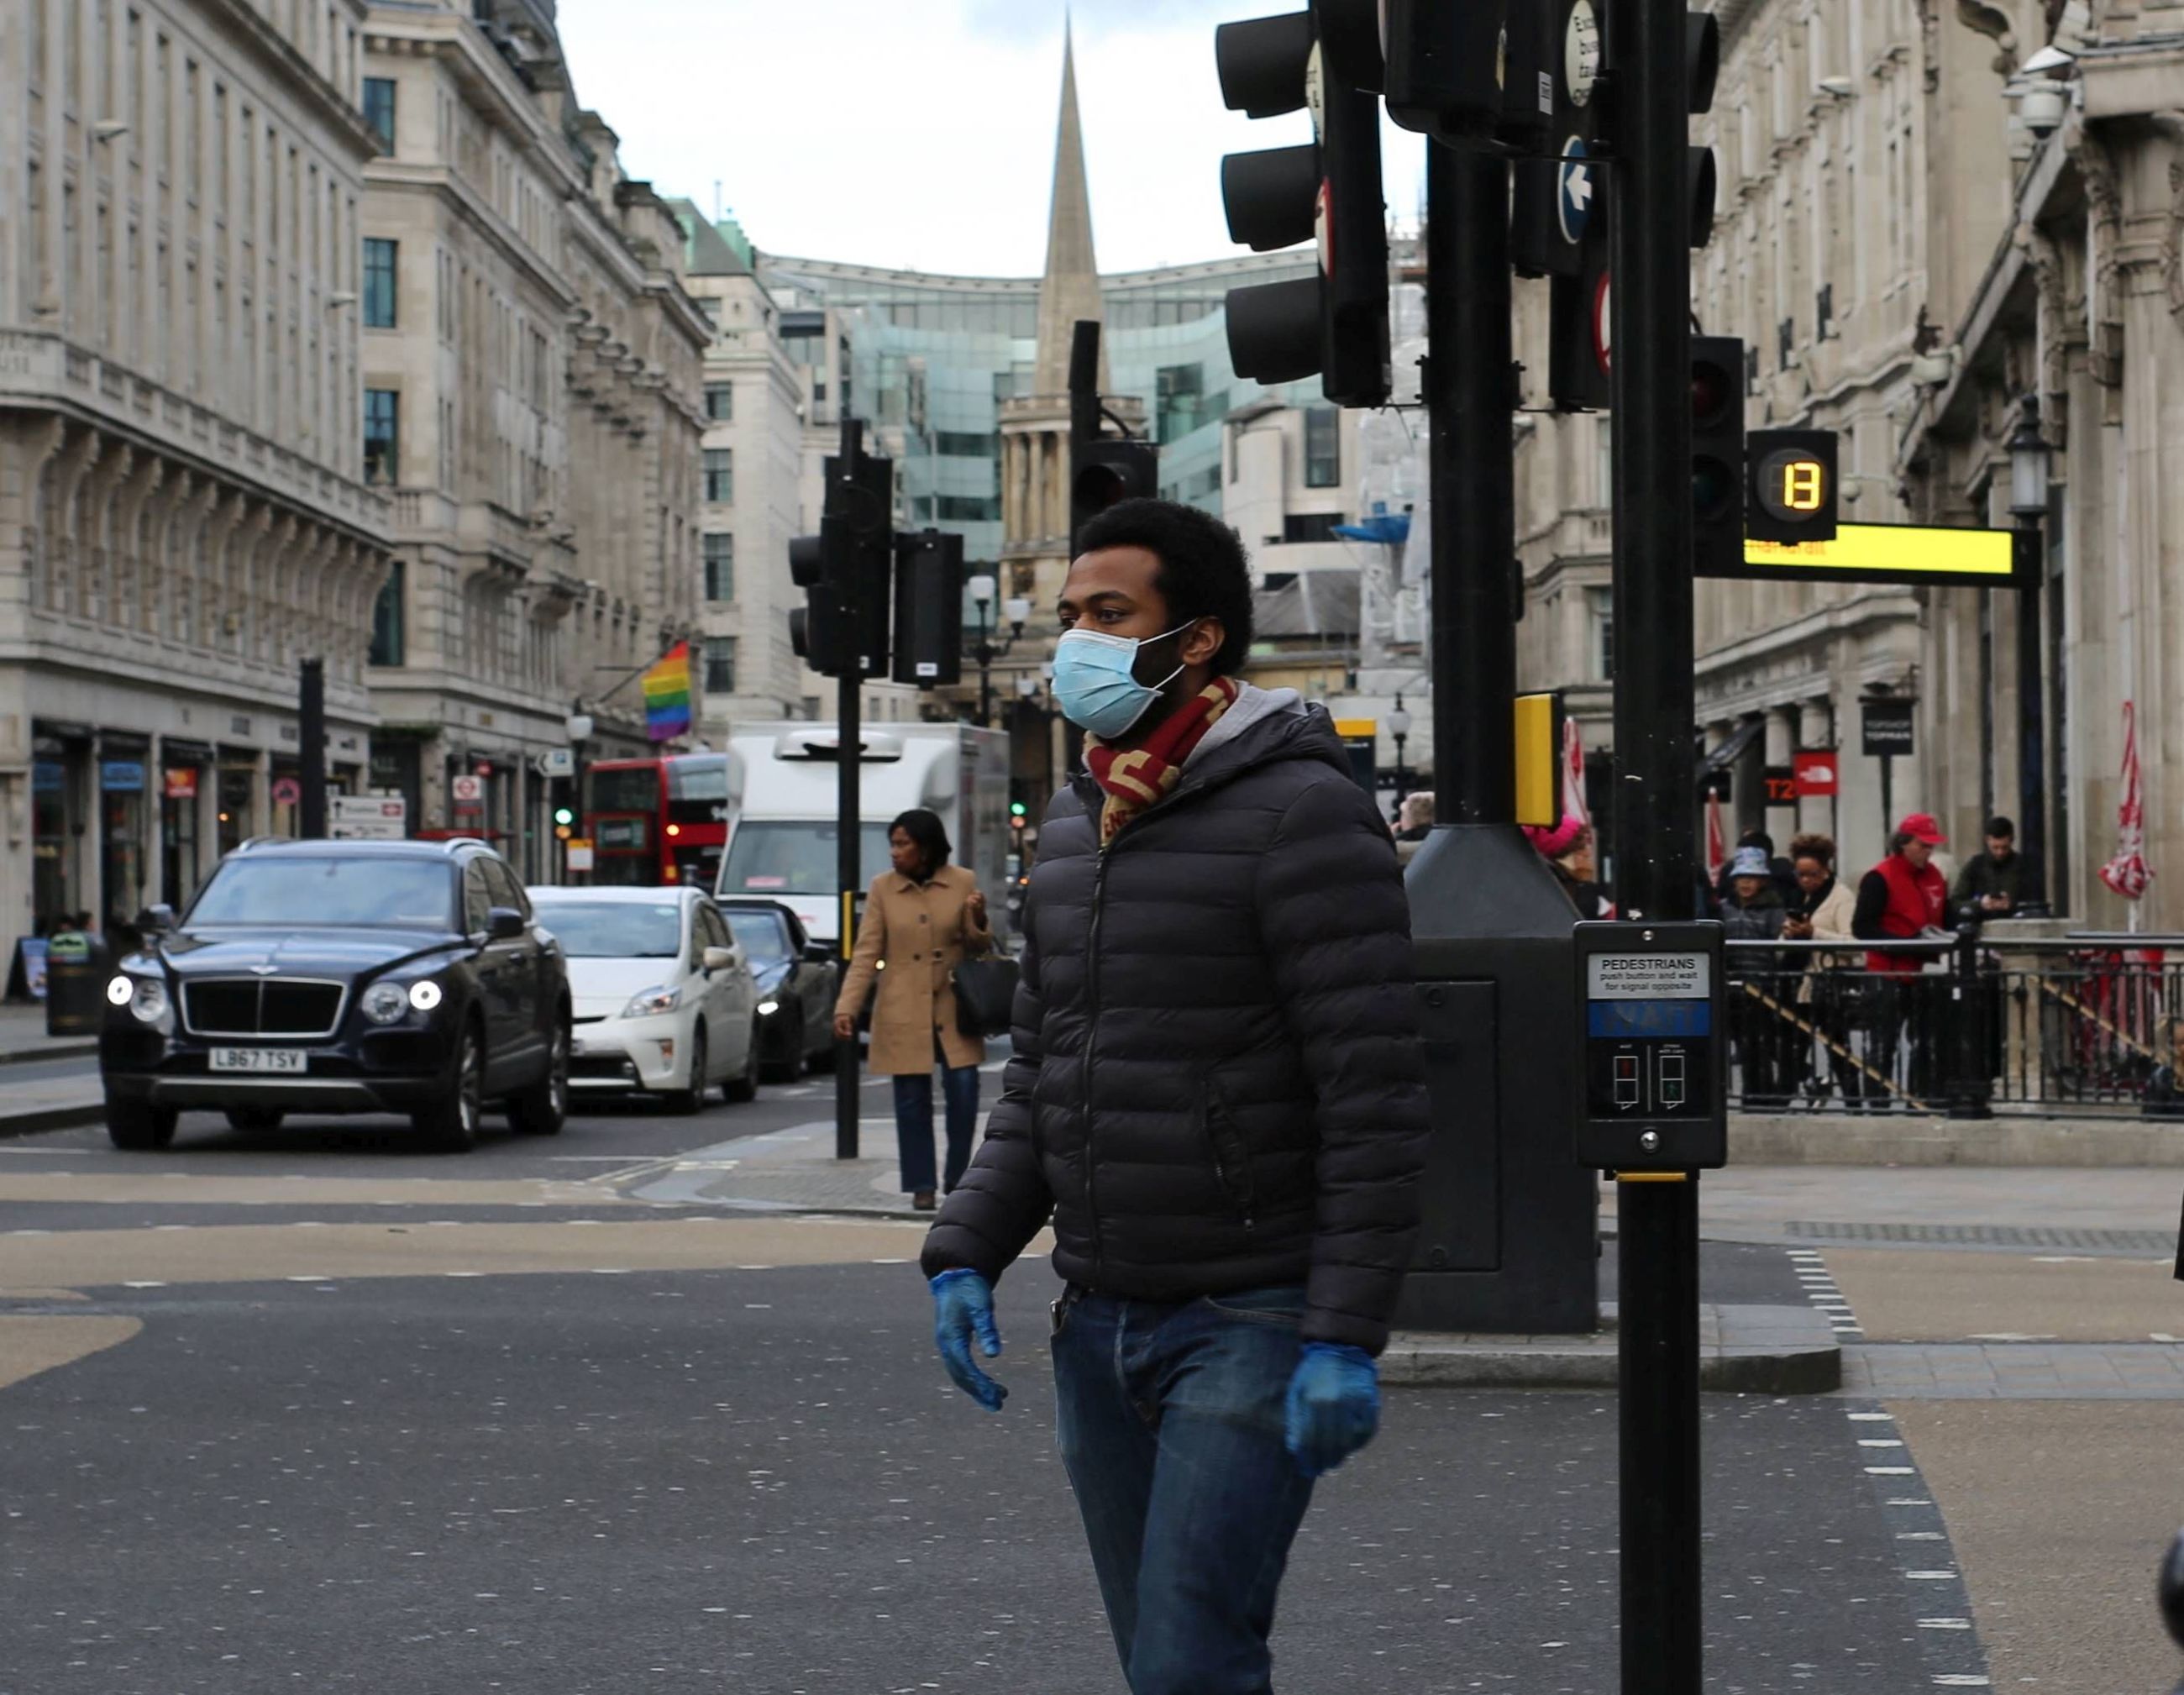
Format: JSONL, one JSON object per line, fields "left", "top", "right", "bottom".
{"left": 919, "top": 499, "right": 1431, "bottom": 1695}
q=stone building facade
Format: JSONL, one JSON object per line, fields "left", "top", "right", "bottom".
{"left": 0, "top": 0, "right": 391, "bottom": 958}
{"left": 1515, "top": 0, "right": 2184, "bottom": 916}
{"left": 356, "top": 0, "right": 706, "bottom": 878}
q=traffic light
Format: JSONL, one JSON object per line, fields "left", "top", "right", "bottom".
{"left": 788, "top": 443, "right": 894, "bottom": 678}
{"left": 1378, "top": 0, "right": 1515, "bottom": 148}
{"left": 1070, "top": 433, "right": 1159, "bottom": 543}
{"left": 1683, "top": 10, "right": 1722, "bottom": 249}
{"left": 1745, "top": 428, "right": 1839, "bottom": 545}
{"left": 892, "top": 528, "right": 965, "bottom": 689}
{"left": 1690, "top": 335, "right": 1746, "bottom": 579}
{"left": 1216, "top": 2, "right": 1390, "bottom": 407}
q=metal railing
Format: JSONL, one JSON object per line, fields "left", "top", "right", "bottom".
{"left": 1724, "top": 933, "right": 2184, "bottom": 1117}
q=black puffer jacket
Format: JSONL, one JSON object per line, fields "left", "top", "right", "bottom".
{"left": 921, "top": 690, "right": 1431, "bottom": 1354}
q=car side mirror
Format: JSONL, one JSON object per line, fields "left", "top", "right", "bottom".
{"left": 702, "top": 945, "right": 737, "bottom": 973}
{"left": 134, "top": 904, "right": 176, "bottom": 933}
{"left": 804, "top": 942, "right": 837, "bottom": 966}
{"left": 486, "top": 907, "right": 526, "bottom": 942}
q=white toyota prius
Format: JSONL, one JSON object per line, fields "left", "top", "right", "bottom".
{"left": 525, "top": 884, "right": 761, "bottom": 1111}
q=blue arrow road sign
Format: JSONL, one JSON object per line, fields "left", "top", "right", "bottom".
{"left": 1557, "top": 139, "right": 1593, "bottom": 245}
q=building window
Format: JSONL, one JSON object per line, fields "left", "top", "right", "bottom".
{"left": 703, "top": 533, "right": 734, "bottom": 601}
{"left": 703, "top": 448, "right": 732, "bottom": 503}
{"left": 936, "top": 431, "right": 996, "bottom": 458}
{"left": 703, "top": 636, "right": 738, "bottom": 695}
{"left": 1304, "top": 407, "right": 1341, "bottom": 488}
{"left": 1282, "top": 512, "right": 1340, "bottom": 543}
{"left": 1588, "top": 586, "right": 1615, "bottom": 682}
{"left": 370, "top": 559, "right": 405, "bottom": 666}
{"left": 704, "top": 382, "right": 732, "bottom": 421}
{"left": 362, "top": 237, "right": 396, "bottom": 328}
{"left": 361, "top": 77, "right": 395, "bottom": 153}
{"left": 1155, "top": 362, "right": 1206, "bottom": 445}
{"left": 936, "top": 495, "right": 1001, "bottom": 522}
{"left": 363, "top": 388, "right": 398, "bottom": 485}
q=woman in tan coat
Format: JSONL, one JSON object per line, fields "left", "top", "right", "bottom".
{"left": 833, "top": 809, "right": 993, "bottom": 1210}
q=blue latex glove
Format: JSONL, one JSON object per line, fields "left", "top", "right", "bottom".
{"left": 1284, "top": 1341, "right": 1381, "bottom": 1477}
{"left": 930, "top": 1268, "right": 1007, "bottom": 1412}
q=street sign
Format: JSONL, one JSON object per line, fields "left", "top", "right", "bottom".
{"left": 564, "top": 839, "right": 595, "bottom": 874}
{"left": 1862, "top": 701, "right": 1915, "bottom": 758}
{"left": 329, "top": 795, "right": 407, "bottom": 841}
{"left": 451, "top": 774, "right": 485, "bottom": 806}
{"left": 1557, "top": 139, "right": 1594, "bottom": 245}
{"left": 1793, "top": 750, "right": 1840, "bottom": 796}
{"left": 270, "top": 776, "right": 302, "bottom": 807}
{"left": 1762, "top": 764, "right": 1798, "bottom": 805}
{"left": 533, "top": 748, "right": 575, "bottom": 779}
{"left": 1564, "top": 0, "right": 1599, "bottom": 105}
{"left": 1712, "top": 520, "right": 2028, "bottom": 586}
{"left": 1591, "top": 271, "right": 1612, "bottom": 374}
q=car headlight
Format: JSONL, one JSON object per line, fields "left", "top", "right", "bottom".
{"left": 620, "top": 984, "right": 680, "bottom": 1019}
{"left": 362, "top": 981, "right": 411, "bottom": 1025}
{"left": 408, "top": 979, "right": 444, "bottom": 1013}
{"left": 757, "top": 1000, "right": 780, "bottom": 1017}
{"left": 124, "top": 975, "right": 169, "bottom": 1026}
{"left": 107, "top": 974, "right": 136, "bottom": 1007}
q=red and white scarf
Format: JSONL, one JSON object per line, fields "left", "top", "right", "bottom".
{"left": 1084, "top": 679, "right": 1240, "bottom": 848}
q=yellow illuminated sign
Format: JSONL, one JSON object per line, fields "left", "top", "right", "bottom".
{"left": 1780, "top": 459, "right": 1824, "bottom": 511}
{"left": 1730, "top": 521, "right": 2024, "bottom": 587}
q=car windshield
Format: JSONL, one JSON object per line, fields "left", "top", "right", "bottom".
{"left": 187, "top": 858, "right": 455, "bottom": 929}
{"left": 725, "top": 910, "right": 791, "bottom": 964}
{"left": 720, "top": 821, "right": 891, "bottom": 897}
{"left": 534, "top": 901, "right": 684, "bottom": 958}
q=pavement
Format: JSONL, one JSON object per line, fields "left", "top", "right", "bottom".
{"left": 2, "top": 1068, "right": 2181, "bottom": 1690}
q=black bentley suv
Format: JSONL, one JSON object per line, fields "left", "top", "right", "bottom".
{"left": 99, "top": 837, "right": 570, "bottom": 1152}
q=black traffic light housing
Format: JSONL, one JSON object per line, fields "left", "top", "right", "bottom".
{"left": 1070, "top": 435, "right": 1160, "bottom": 543}
{"left": 891, "top": 528, "right": 965, "bottom": 689}
{"left": 1690, "top": 334, "right": 1746, "bottom": 580}
{"left": 1745, "top": 428, "right": 1840, "bottom": 545}
{"left": 788, "top": 446, "right": 894, "bottom": 679}
{"left": 1217, "top": 3, "right": 1390, "bottom": 407}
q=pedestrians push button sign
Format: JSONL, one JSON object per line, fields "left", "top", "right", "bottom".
{"left": 1575, "top": 921, "right": 1727, "bottom": 1171}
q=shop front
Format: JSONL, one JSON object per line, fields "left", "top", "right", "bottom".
{"left": 159, "top": 742, "right": 215, "bottom": 909}
{"left": 98, "top": 744, "right": 150, "bottom": 931}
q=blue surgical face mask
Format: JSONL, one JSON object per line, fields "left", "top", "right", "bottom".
{"left": 1050, "top": 621, "right": 1197, "bottom": 739}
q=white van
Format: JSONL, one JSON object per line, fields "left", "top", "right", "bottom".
{"left": 714, "top": 722, "right": 1012, "bottom": 951}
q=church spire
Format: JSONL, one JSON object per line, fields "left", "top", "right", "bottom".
{"left": 1032, "top": 16, "right": 1107, "bottom": 396}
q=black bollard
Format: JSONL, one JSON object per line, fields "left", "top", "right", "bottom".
{"left": 2160, "top": 1528, "right": 2184, "bottom": 1653}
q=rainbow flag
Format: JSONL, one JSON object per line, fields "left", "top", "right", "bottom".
{"left": 642, "top": 641, "right": 693, "bottom": 743}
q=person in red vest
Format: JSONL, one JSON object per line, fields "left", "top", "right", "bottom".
{"left": 1851, "top": 814, "right": 1954, "bottom": 971}
{"left": 1849, "top": 814, "right": 1956, "bottom": 1109}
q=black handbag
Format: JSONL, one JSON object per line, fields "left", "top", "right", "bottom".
{"left": 953, "top": 954, "right": 1019, "bottom": 1039}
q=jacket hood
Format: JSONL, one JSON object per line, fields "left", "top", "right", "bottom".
{"left": 1178, "top": 684, "right": 1343, "bottom": 794}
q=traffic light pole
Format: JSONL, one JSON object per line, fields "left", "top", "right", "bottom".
{"left": 1609, "top": 0, "right": 1704, "bottom": 1688}
{"left": 1427, "top": 140, "right": 1515, "bottom": 824}
{"left": 834, "top": 417, "right": 864, "bottom": 1162}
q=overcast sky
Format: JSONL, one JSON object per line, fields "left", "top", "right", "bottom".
{"left": 554, "top": 0, "right": 1427, "bottom": 276}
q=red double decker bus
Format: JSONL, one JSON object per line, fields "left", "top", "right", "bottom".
{"left": 581, "top": 753, "right": 735, "bottom": 887}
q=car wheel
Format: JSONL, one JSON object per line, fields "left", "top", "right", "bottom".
{"left": 762, "top": 1013, "right": 805, "bottom": 1084}
{"left": 415, "top": 1022, "right": 485, "bottom": 1152}
{"left": 224, "top": 1107, "right": 285, "bottom": 1134}
{"left": 508, "top": 1016, "right": 570, "bottom": 1137}
{"left": 670, "top": 1025, "right": 709, "bottom": 1115}
{"left": 108, "top": 1099, "right": 179, "bottom": 1152}
{"left": 722, "top": 1019, "right": 761, "bottom": 1104}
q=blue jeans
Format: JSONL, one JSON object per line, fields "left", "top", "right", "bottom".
{"left": 892, "top": 1064, "right": 979, "bottom": 1194}
{"left": 1050, "top": 1285, "right": 1316, "bottom": 1695}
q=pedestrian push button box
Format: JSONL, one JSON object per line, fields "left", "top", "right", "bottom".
{"left": 1573, "top": 921, "right": 1727, "bottom": 1171}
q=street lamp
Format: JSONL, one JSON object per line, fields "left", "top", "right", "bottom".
{"left": 1387, "top": 692, "right": 1414, "bottom": 811}
{"left": 2007, "top": 399, "right": 2052, "bottom": 916}
{"left": 564, "top": 703, "right": 594, "bottom": 887}
{"left": 965, "top": 571, "right": 1031, "bottom": 728}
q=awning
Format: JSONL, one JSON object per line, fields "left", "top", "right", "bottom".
{"left": 1698, "top": 717, "right": 1765, "bottom": 774}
